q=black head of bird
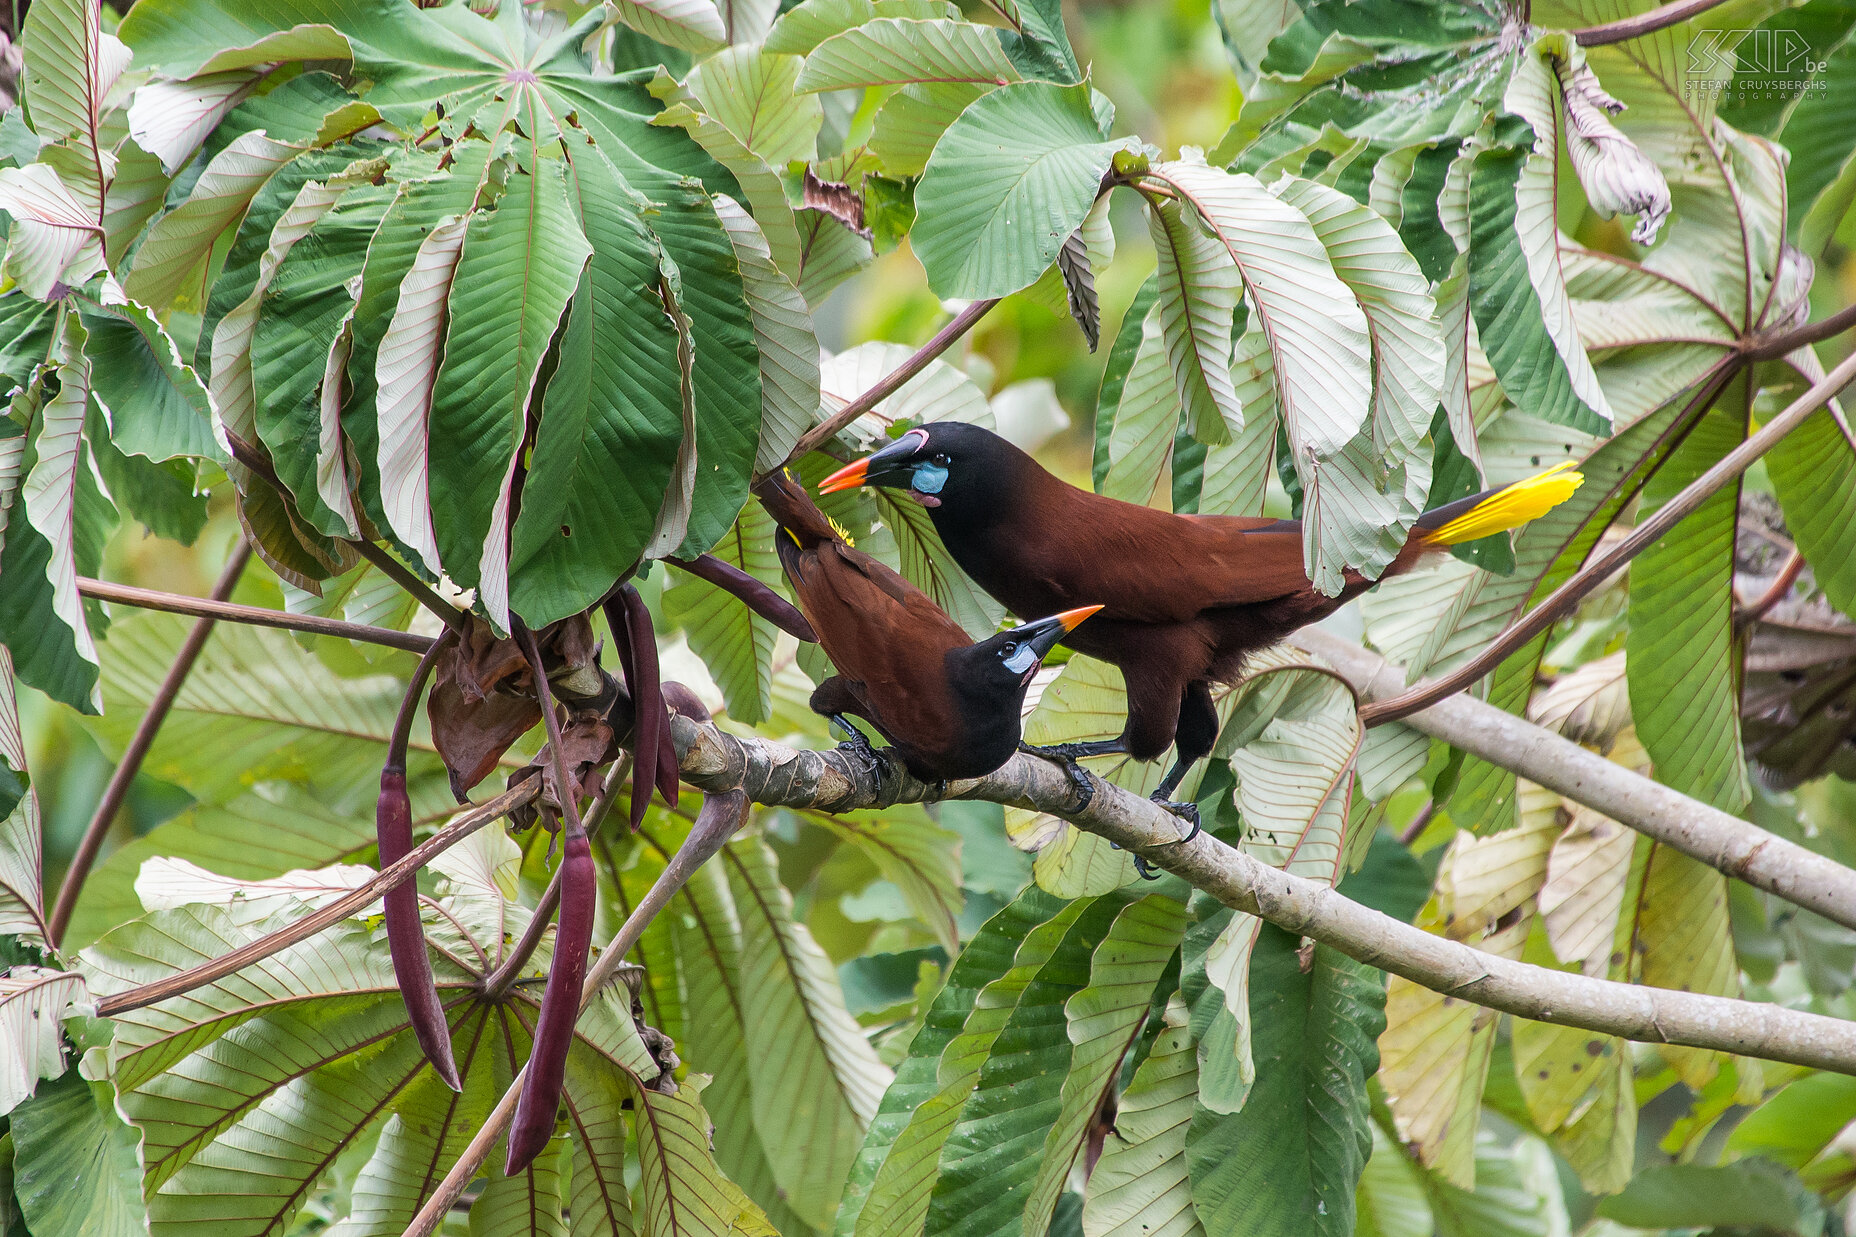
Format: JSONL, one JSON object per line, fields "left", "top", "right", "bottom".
{"left": 754, "top": 468, "right": 1101, "bottom": 784}
{"left": 817, "top": 422, "right": 1026, "bottom": 532}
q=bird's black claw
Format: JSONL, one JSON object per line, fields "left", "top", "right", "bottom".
{"left": 1151, "top": 795, "right": 1200, "bottom": 834}
{"left": 1060, "top": 758, "right": 1095, "bottom": 813}
{"left": 830, "top": 715, "right": 886, "bottom": 774}
{"left": 1131, "top": 853, "right": 1162, "bottom": 880}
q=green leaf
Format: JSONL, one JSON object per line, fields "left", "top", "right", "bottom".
{"left": 1626, "top": 396, "right": 1750, "bottom": 815}
{"left": 1777, "top": 12, "right": 1856, "bottom": 249}
{"left": 1145, "top": 198, "right": 1240, "bottom": 447}
{"left": 1633, "top": 843, "right": 1741, "bottom": 1088}
{"left": 833, "top": 886, "right": 1074, "bottom": 1237}
{"left": 18, "top": 315, "right": 100, "bottom": 712}
{"left": 869, "top": 82, "right": 991, "bottom": 178}
{"left": 714, "top": 195, "right": 821, "bottom": 475}
{"left": 647, "top": 77, "right": 804, "bottom": 276}
{"left": 1184, "top": 928, "right": 1383, "bottom": 1237}
{"left": 0, "top": 163, "right": 108, "bottom": 299}
{"left": 725, "top": 836, "right": 893, "bottom": 1229}
{"left": 1098, "top": 302, "right": 1183, "bottom": 506}
{"left": 1598, "top": 1160, "right": 1825, "bottom": 1233}
{"left": 795, "top": 18, "right": 1018, "bottom": 91}
{"left": 1199, "top": 662, "right": 1362, "bottom": 1111}
{"left": 665, "top": 505, "right": 781, "bottom": 725}
{"left": 1423, "top": 1131, "right": 1570, "bottom": 1237}
{"left": 596, "top": 0, "right": 728, "bottom": 54}
{"left": 628, "top": 1077, "right": 779, "bottom": 1237}
{"left": 1466, "top": 144, "right": 1612, "bottom": 436}
{"left": 997, "top": 0, "right": 1080, "bottom": 84}
{"left": 767, "top": 0, "right": 958, "bottom": 56}
{"left": 342, "top": 1065, "right": 503, "bottom": 1235}
{"left": 508, "top": 135, "right": 687, "bottom": 625}
{"left": 10, "top": 1071, "right": 145, "bottom": 1237}
{"left": 21, "top": 0, "right": 132, "bottom": 153}
{"left": 1511, "top": 1017, "right": 1635, "bottom": 1194}
{"left": 79, "top": 300, "right": 221, "bottom": 464}
{"left": 1144, "top": 156, "right": 1380, "bottom": 593}
{"left": 807, "top": 805, "right": 965, "bottom": 954}
{"left": 1767, "top": 372, "right": 1856, "bottom": 619}
{"left": 0, "top": 646, "right": 47, "bottom": 946}
{"left": 84, "top": 611, "right": 451, "bottom": 807}
{"left": 86, "top": 406, "right": 209, "bottom": 546}
{"left": 1081, "top": 995, "right": 1204, "bottom": 1237}
{"left": 918, "top": 893, "right": 1136, "bottom": 1237}
{"left": 0, "top": 968, "right": 84, "bottom": 1117}
{"left": 911, "top": 80, "right": 1129, "bottom": 299}
{"left": 689, "top": 48, "right": 822, "bottom": 167}
{"left": 427, "top": 157, "right": 590, "bottom": 622}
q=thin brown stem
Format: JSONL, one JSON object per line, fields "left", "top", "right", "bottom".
{"left": 1737, "top": 549, "right": 1806, "bottom": 627}
{"left": 389, "top": 630, "right": 456, "bottom": 769}
{"left": 1741, "top": 301, "right": 1856, "bottom": 361}
{"left": 1359, "top": 357, "right": 1763, "bottom": 726}
{"left": 48, "top": 543, "right": 253, "bottom": 946}
{"left": 78, "top": 577, "right": 435, "bottom": 654}
{"left": 404, "top": 788, "right": 749, "bottom": 1237}
{"left": 781, "top": 298, "right": 1002, "bottom": 468}
{"left": 513, "top": 621, "right": 587, "bottom": 840}
{"left": 222, "top": 430, "right": 465, "bottom": 629}
{"left": 1573, "top": 0, "right": 1732, "bottom": 46}
{"left": 93, "top": 779, "right": 540, "bottom": 1017}
{"left": 1396, "top": 800, "right": 1436, "bottom": 847}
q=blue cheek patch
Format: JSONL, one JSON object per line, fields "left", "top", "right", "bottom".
{"left": 1003, "top": 644, "right": 1039, "bottom": 675}
{"left": 913, "top": 463, "right": 948, "bottom": 494}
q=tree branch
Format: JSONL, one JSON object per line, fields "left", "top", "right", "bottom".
{"left": 661, "top": 719, "right": 1856, "bottom": 1074}
{"left": 780, "top": 298, "right": 1002, "bottom": 469}
{"left": 78, "top": 577, "right": 436, "bottom": 654}
{"left": 92, "top": 779, "right": 539, "bottom": 1017}
{"left": 49, "top": 543, "right": 252, "bottom": 946}
{"left": 1572, "top": 0, "right": 1733, "bottom": 46}
{"left": 1362, "top": 348, "right": 1856, "bottom": 726}
{"left": 1294, "top": 627, "right": 1856, "bottom": 934}
{"left": 1741, "top": 301, "right": 1856, "bottom": 361}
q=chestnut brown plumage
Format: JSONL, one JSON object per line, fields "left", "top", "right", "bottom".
{"left": 754, "top": 470, "right": 1100, "bottom": 783}
{"left": 820, "top": 422, "right": 1583, "bottom": 809}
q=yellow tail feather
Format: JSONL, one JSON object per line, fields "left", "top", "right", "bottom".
{"left": 1426, "top": 460, "right": 1584, "bottom": 546}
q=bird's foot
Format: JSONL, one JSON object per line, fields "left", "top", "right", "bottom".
{"left": 1017, "top": 741, "right": 1096, "bottom": 811}
{"left": 1020, "top": 739, "right": 1126, "bottom": 763}
{"left": 1122, "top": 797, "right": 1202, "bottom": 881}
{"left": 830, "top": 715, "right": 887, "bottom": 775}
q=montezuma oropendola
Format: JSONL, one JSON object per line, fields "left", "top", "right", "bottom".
{"left": 755, "top": 469, "right": 1101, "bottom": 784}
{"left": 819, "top": 421, "right": 1583, "bottom": 817}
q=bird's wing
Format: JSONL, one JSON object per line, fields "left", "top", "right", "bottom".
{"left": 1028, "top": 497, "right": 1319, "bottom": 623}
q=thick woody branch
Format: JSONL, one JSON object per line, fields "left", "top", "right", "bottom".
{"left": 1294, "top": 628, "right": 1856, "bottom": 935}
{"left": 668, "top": 716, "right": 1856, "bottom": 1076}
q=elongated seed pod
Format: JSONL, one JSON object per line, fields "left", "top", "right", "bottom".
{"left": 505, "top": 825, "right": 595, "bottom": 1174}
{"left": 602, "top": 592, "right": 655, "bottom": 829}
{"left": 378, "top": 764, "right": 462, "bottom": 1091}
{"left": 671, "top": 553, "right": 817, "bottom": 642}
{"left": 610, "top": 586, "right": 673, "bottom": 827}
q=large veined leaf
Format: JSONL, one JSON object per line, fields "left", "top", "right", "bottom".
{"left": 1081, "top": 996, "right": 1203, "bottom": 1237}
{"left": 687, "top": 48, "right": 822, "bottom": 168}
{"left": 1099, "top": 302, "right": 1184, "bottom": 506}
{"left": 804, "top": 804, "right": 965, "bottom": 955}
{"left": 767, "top": 0, "right": 959, "bottom": 56}
{"left": 665, "top": 504, "right": 782, "bottom": 724}
{"left": 83, "top": 611, "right": 453, "bottom": 808}
{"left": 21, "top": 0, "right": 132, "bottom": 157}
{"left": 1185, "top": 927, "right": 1384, "bottom": 1237}
{"left": 1377, "top": 799, "right": 1554, "bottom": 1187}
{"left": 1511, "top": 1017, "right": 1635, "bottom": 1194}
{"left": 1143, "top": 155, "right": 1377, "bottom": 593}
{"left": 714, "top": 194, "right": 821, "bottom": 475}
{"left": 1626, "top": 395, "right": 1750, "bottom": 815}
{"left": 869, "top": 81, "right": 993, "bottom": 178}
{"left": 1144, "top": 198, "right": 1241, "bottom": 447}
{"left": 912, "top": 80, "right": 1133, "bottom": 299}
{"left": 1766, "top": 352, "right": 1856, "bottom": 619}
{"left": 0, "top": 967, "right": 86, "bottom": 1118}
{"left": 724, "top": 836, "right": 893, "bottom": 1229}
{"left": 425, "top": 156, "right": 591, "bottom": 619}
{"left": 597, "top": 0, "right": 729, "bottom": 54}
{"left": 80, "top": 299, "right": 220, "bottom": 464}
{"left": 0, "top": 647, "right": 47, "bottom": 945}
{"left": 794, "top": 18, "right": 1018, "bottom": 92}
{"left": 19, "top": 315, "right": 101, "bottom": 712}
{"left": 649, "top": 76, "right": 806, "bottom": 278}
{"left": 507, "top": 133, "right": 689, "bottom": 624}
{"left": 10, "top": 1071, "right": 146, "bottom": 1237}
{"left": 834, "top": 887, "right": 1077, "bottom": 1237}
{"left": 1633, "top": 842, "right": 1742, "bottom": 1089}
{"left": 0, "top": 158, "right": 108, "bottom": 299}
{"left": 1199, "top": 662, "right": 1362, "bottom": 1112}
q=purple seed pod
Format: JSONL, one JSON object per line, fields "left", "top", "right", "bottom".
{"left": 378, "top": 765, "right": 462, "bottom": 1092}
{"left": 505, "top": 825, "right": 595, "bottom": 1174}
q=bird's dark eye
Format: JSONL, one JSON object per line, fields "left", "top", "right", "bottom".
{"left": 1001, "top": 642, "right": 1017, "bottom": 656}
{"left": 932, "top": 452, "right": 950, "bottom": 467}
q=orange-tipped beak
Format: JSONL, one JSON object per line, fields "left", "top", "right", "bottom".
{"left": 1057, "top": 604, "right": 1104, "bottom": 631}
{"left": 817, "top": 458, "right": 869, "bottom": 494}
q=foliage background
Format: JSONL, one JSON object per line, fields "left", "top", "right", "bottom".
{"left": 7, "top": 0, "right": 1856, "bottom": 1234}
